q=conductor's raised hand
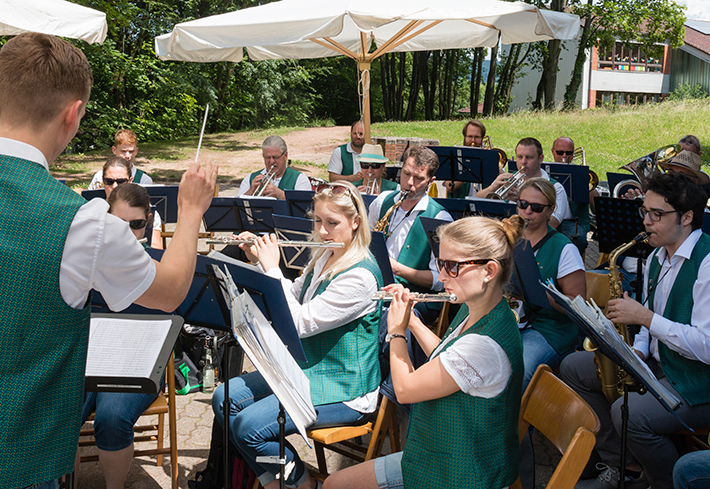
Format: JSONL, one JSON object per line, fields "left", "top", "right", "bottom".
{"left": 383, "top": 284, "right": 413, "bottom": 336}
{"left": 178, "top": 161, "right": 218, "bottom": 216}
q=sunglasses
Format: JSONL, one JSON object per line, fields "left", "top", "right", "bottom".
{"left": 436, "top": 258, "right": 492, "bottom": 278}
{"left": 360, "top": 162, "right": 384, "bottom": 170}
{"left": 517, "top": 200, "right": 551, "bottom": 213}
{"left": 103, "top": 177, "right": 129, "bottom": 186}
{"left": 128, "top": 219, "right": 148, "bottom": 230}
{"left": 554, "top": 150, "right": 574, "bottom": 156}
{"left": 316, "top": 183, "right": 359, "bottom": 207}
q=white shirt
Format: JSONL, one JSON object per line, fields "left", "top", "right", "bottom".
{"left": 265, "top": 251, "right": 379, "bottom": 412}
{"left": 540, "top": 169, "right": 573, "bottom": 224}
{"left": 633, "top": 229, "right": 710, "bottom": 364}
{"left": 433, "top": 317, "right": 513, "bottom": 398}
{"left": 237, "top": 168, "right": 311, "bottom": 197}
{"left": 368, "top": 191, "right": 453, "bottom": 291}
{"left": 0, "top": 137, "right": 156, "bottom": 311}
{"left": 88, "top": 166, "right": 154, "bottom": 190}
{"left": 328, "top": 142, "right": 361, "bottom": 175}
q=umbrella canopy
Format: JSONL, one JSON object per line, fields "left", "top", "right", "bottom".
{"left": 2, "top": 0, "right": 107, "bottom": 44}
{"left": 156, "top": 0, "right": 580, "bottom": 139}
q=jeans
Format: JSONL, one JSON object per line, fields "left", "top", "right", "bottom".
{"left": 520, "top": 328, "right": 563, "bottom": 392}
{"left": 674, "top": 451, "right": 710, "bottom": 489}
{"left": 18, "top": 480, "right": 58, "bottom": 489}
{"left": 374, "top": 452, "right": 404, "bottom": 489}
{"left": 212, "top": 371, "right": 368, "bottom": 488}
{"left": 82, "top": 390, "right": 159, "bottom": 451}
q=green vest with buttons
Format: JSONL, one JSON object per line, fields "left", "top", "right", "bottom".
{"left": 0, "top": 155, "right": 91, "bottom": 488}
{"left": 249, "top": 165, "right": 301, "bottom": 190}
{"left": 402, "top": 299, "right": 523, "bottom": 489}
{"left": 296, "top": 256, "right": 383, "bottom": 405}
{"left": 648, "top": 232, "right": 710, "bottom": 406}
{"left": 339, "top": 144, "right": 354, "bottom": 176}
{"left": 378, "top": 192, "right": 446, "bottom": 293}
{"left": 522, "top": 226, "right": 579, "bottom": 355}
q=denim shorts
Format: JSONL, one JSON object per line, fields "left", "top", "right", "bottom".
{"left": 374, "top": 452, "right": 404, "bottom": 489}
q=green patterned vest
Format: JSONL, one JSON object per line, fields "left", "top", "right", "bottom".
{"left": 340, "top": 144, "right": 354, "bottom": 176}
{"left": 0, "top": 155, "right": 91, "bottom": 487}
{"left": 352, "top": 178, "right": 398, "bottom": 192}
{"left": 135, "top": 167, "right": 146, "bottom": 183}
{"left": 523, "top": 226, "right": 579, "bottom": 355}
{"left": 402, "top": 299, "right": 523, "bottom": 489}
{"left": 378, "top": 193, "right": 446, "bottom": 293}
{"left": 249, "top": 166, "right": 301, "bottom": 190}
{"left": 648, "top": 233, "right": 710, "bottom": 406}
{"left": 296, "top": 256, "right": 383, "bottom": 405}
{"left": 450, "top": 181, "right": 471, "bottom": 199}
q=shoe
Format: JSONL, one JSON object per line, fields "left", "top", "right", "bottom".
{"left": 576, "top": 464, "right": 623, "bottom": 489}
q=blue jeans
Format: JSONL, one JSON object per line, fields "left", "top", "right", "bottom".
{"left": 212, "top": 371, "right": 368, "bottom": 488}
{"left": 18, "top": 480, "right": 58, "bottom": 489}
{"left": 374, "top": 452, "right": 404, "bottom": 489}
{"left": 521, "top": 328, "right": 563, "bottom": 392}
{"left": 82, "top": 390, "right": 159, "bottom": 451}
{"left": 674, "top": 451, "right": 710, "bottom": 489}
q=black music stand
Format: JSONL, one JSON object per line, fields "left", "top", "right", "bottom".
{"left": 272, "top": 214, "right": 313, "bottom": 270}
{"left": 371, "top": 231, "right": 395, "bottom": 286}
{"left": 284, "top": 190, "right": 315, "bottom": 219}
{"left": 203, "top": 197, "right": 289, "bottom": 233}
{"left": 434, "top": 197, "right": 517, "bottom": 220}
{"left": 606, "top": 172, "right": 640, "bottom": 198}
{"left": 81, "top": 185, "right": 180, "bottom": 223}
{"left": 430, "top": 146, "right": 500, "bottom": 188}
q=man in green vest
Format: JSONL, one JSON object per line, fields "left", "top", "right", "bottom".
{"left": 238, "top": 135, "right": 311, "bottom": 199}
{"left": 561, "top": 172, "right": 710, "bottom": 489}
{"left": 328, "top": 120, "right": 365, "bottom": 183}
{"left": 0, "top": 33, "right": 218, "bottom": 489}
{"left": 88, "top": 129, "right": 153, "bottom": 189}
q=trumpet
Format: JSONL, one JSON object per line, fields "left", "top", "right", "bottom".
{"left": 371, "top": 292, "right": 458, "bottom": 302}
{"left": 254, "top": 165, "right": 278, "bottom": 196}
{"left": 487, "top": 169, "right": 526, "bottom": 201}
{"left": 573, "top": 147, "right": 599, "bottom": 192}
{"left": 365, "top": 176, "right": 380, "bottom": 195}
{"left": 207, "top": 237, "right": 344, "bottom": 248}
{"left": 482, "top": 136, "right": 509, "bottom": 170}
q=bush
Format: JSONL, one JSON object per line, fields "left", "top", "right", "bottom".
{"left": 669, "top": 83, "right": 709, "bottom": 101}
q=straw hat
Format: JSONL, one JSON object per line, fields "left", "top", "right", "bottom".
{"left": 358, "top": 143, "right": 389, "bottom": 164}
{"left": 659, "top": 150, "right": 709, "bottom": 185}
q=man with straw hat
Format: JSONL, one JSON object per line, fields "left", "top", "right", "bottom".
{"left": 353, "top": 143, "right": 399, "bottom": 195}
{"left": 659, "top": 150, "right": 709, "bottom": 185}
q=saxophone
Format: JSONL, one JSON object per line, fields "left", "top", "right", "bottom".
{"left": 583, "top": 232, "right": 649, "bottom": 403}
{"left": 374, "top": 190, "right": 410, "bottom": 236}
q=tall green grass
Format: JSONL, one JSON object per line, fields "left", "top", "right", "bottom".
{"left": 372, "top": 99, "right": 710, "bottom": 177}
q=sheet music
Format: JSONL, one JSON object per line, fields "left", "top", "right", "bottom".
{"left": 230, "top": 290, "right": 316, "bottom": 444}
{"left": 86, "top": 318, "right": 172, "bottom": 378}
{"left": 542, "top": 280, "right": 681, "bottom": 411}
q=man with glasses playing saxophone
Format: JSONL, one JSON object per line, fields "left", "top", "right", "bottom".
{"left": 561, "top": 172, "right": 710, "bottom": 489}
{"left": 477, "top": 137, "right": 572, "bottom": 230}
{"left": 238, "top": 135, "right": 311, "bottom": 198}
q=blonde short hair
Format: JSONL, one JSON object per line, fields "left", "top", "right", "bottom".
{"left": 519, "top": 177, "right": 556, "bottom": 208}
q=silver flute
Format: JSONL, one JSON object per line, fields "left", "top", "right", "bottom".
{"left": 371, "top": 292, "right": 457, "bottom": 302}
{"left": 207, "top": 237, "right": 344, "bottom": 248}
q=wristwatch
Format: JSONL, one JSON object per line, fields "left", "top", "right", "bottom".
{"left": 385, "top": 333, "right": 407, "bottom": 343}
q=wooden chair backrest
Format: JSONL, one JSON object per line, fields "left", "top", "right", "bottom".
{"left": 585, "top": 271, "right": 611, "bottom": 310}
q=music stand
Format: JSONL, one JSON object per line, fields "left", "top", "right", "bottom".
{"left": 203, "top": 197, "right": 289, "bottom": 233}
{"left": 370, "top": 231, "right": 395, "bottom": 286}
{"left": 285, "top": 190, "right": 315, "bottom": 219}
{"left": 385, "top": 165, "right": 402, "bottom": 183}
{"left": 81, "top": 188, "right": 105, "bottom": 201}
{"left": 429, "top": 146, "right": 500, "bottom": 188}
{"left": 606, "top": 172, "right": 639, "bottom": 198}
{"left": 594, "top": 197, "right": 652, "bottom": 256}
{"left": 272, "top": 214, "right": 313, "bottom": 270}
{"left": 143, "top": 185, "right": 180, "bottom": 223}
{"left": 434, "top": 197, "right": 517, "bottom": 220}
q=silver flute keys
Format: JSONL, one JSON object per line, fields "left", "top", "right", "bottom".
{"left": 371, "top": 292, "right": 457, "bottom": 302}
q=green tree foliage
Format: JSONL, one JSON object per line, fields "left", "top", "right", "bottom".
{"left": 669, "top": 83, "right": 709, "bottom": 100}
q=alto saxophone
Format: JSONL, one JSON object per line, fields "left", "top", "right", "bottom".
{"left": 583, "top": 232, "right": 649, "bottom": 403}
{"left": 374, "top": 190, "right": 410, "bottom": 236}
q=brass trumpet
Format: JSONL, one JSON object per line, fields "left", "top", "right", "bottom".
{"left": 208, "top": 237, "right": 344, "bottom": 248}
{"left": 487, "top": 169, "right": 525, "bottom": 201}
{"left": 371, "top": 292, "right": 458, "bottom": 302}
{"left": 254, "top": 165, "right": 278, "bottom": 197}
{"left": 482, "top": 136, "right": 509, "bottom": 170}
{"left": 573, "top": 147, "right": 599, "bottom": 192}
{"left": 365, "top": 176, "right": 380, "bottom": 195}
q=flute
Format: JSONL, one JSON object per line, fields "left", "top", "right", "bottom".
{"left": 207, "top": 237, "right": 344, "bottom": 248}
{"left": 371, "top": 292, "right": 457, "bottom": 302}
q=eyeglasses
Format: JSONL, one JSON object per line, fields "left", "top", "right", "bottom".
{"left": 128, "top": 219, "right": 148, "bottom": 230}
{"left": 554, "top": 150, "right": 574, "bottom": 156}
{"left": 103, "top": 177, "right": 129, "bottom": 186}
{"left": 263, "top": 150, "right": 286, "bottom": 162}
{"left": 360, "top": 162, "right": 384, "bottom": 170}
{"left": 316, "top": 183, "right": 359, "bottom": 207}
{"left": 436, "top": 258, "right": 492, "bottom": 278}
{"left": 517, "top": 200, "right": 551, "bottom": 213}
{"left": 638, "top": 207, "right": 680, "bottom": 222}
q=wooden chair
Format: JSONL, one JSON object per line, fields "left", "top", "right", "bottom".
{"left": 511, "top": 365, "right": 601, "bottom": 489}
{"left": 585, "top": 271, "right": 611, "bottom": 309}
{"left": 675, "top": 428, "right": 710, "bottom": 452}
{"left": 79, "top": 356, "right": 179, "bottom": 489}
{"left": 306, "top": 395, "right": 401, "bottom": 477}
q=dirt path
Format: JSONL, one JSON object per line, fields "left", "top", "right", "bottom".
{"left": 54, "top": 125, "right": 352, "bottom": 191}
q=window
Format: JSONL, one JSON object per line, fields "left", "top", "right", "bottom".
{"left": 598, "top": 42, "right": 663, "bottom": 72}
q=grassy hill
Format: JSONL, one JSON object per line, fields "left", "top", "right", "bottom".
{"left": 373, "top": 99, "right": 710, "bottom": 177}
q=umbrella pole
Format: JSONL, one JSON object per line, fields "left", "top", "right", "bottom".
{"left": 358, "top": 61, "right": 372, "bottom": 143}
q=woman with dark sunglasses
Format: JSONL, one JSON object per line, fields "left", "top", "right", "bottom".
{"left": 353, "top": 143, "right": 398, "bottom": 195}
{"left": 516, "top": 177, "right": 586, "bottom": 390}
{"left": 212, "top": 181, "right": 382, "bottom": 489}
{"left": 324, "top": 214, "right": 526, "bottom": 489}
{"left": 75, "top": 183, "right": 162, "bottom": 488}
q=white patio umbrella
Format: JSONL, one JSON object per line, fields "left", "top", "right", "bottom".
{"left": 2, "top": 0, "right": 107, "bottom": 44}
{"left": 156, "top": 0, "right": 580, "bottom": 140}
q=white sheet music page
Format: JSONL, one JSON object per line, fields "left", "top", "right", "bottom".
{"left": 86, "top": 318, "right": 172, "bottom": 378}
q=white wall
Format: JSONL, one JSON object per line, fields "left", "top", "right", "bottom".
{"left": 589, "top": 71, "right": 670, "bottom": 94}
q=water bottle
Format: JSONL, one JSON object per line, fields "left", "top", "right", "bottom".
{"left": 202, "top": 338, "right": 215, "bottom": 393}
